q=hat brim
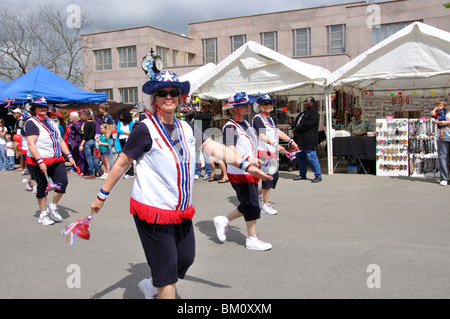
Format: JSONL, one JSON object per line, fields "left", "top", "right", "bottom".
{"left": 256, "top": 98, "right": 276, "bottom": 104}
{"left": 29, "top": 102, "right": 50, "bottom": 107}
{"left": 142, "top": 80, "right": 190, "bottom": 96}
{"left": 223, "top": 95, "right": 257, "bottom": 110}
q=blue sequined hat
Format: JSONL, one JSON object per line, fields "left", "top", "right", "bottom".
{"left": 142, "top": 71, "right": 190, "bottom": 95}
{"left": 29, "top": 97, "right": 50, "bottom": 107}
{"left": 256, "top": 93, "right": 276, "bottom": 104}
{"left": 223, "top": 92, "right": 257, "bottom": 110}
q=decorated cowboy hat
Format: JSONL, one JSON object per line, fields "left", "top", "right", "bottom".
{"left": 142, "top": 71, "right": 190, "bottom": 95}
{"left": 256, "top": 93, "right": 276, "bottom": 104}
{"left": 29, "top": 97, "right": 50, "bottom": 107}
{"left": 223, "top": 92, "right": 256, "bottom": 110}
{"left": 254, "top": 93, "right": 276, "bottom": 113}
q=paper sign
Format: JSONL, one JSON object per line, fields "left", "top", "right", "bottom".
{"left": 386, "top": 116, "right": 393, "bottom": 121}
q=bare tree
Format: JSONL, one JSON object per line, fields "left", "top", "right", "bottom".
{"left": 0, "top": 3, "right": 92, "bottom": 86}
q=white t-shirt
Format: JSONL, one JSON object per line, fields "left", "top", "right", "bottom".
{"left": 5, "top": 141, "right": 15, "bottom": 157}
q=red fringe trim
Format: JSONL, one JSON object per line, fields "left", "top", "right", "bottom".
{"left": 227, "top": 173, "right": 260, "bottom": 184}
{"left": 25, "top": 156, "right": 65, "bottom": 165}
{"left": 130, "top": 197, "right": 195, "bottom": 225}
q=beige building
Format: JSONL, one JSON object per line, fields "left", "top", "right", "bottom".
{"left": 81, "top": 0, "right": 450, "bottom": 104}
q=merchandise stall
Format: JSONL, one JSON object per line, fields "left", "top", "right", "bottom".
{"left": 327, "top": 22, "right": 450, "bottom": 176}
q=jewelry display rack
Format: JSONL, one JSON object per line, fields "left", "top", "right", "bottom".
{"left": 376, "top": 118, "right": 438, "bottom": 177}
{"left": 376, "top": 118, "right": 409, "bottom": 177}
{"left": 408, "top": 118, "right": 438, "bottom": 178}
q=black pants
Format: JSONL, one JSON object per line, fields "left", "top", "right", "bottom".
{"left": 133, "top": 216, "right": 195, "bottom": 288}
{"left": 29, "top": 161, "right": 68, "bottom": 199}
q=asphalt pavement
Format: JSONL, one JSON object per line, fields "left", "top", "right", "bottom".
{"left": 0, "top": 166, "right": 449, "bottom": 299}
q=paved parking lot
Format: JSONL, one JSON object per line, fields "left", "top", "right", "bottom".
{"left": 0, "top": 167, "right": 449, "bottom": 299}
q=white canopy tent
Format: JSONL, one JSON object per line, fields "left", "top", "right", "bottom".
{"left": 326, "top": 22, "right": 450, "bottom": 175}
{"left": 180, "top": 40, "right": 331, "bottom": 99}
{"left": 328, "top": 22, "right": 450, "bottom": 92}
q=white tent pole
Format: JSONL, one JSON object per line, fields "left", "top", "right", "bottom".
{"left": 325, "top": 87, "right": 333, "bottom": 176}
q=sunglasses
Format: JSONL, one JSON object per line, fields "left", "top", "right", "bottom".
{"left": 35, "top": 105, "right": 48, "bottom": 108}
{"left": 155, "top": 89, "right": 180, "bottom": 98}
{"left": 261, "top": 102, "right": 273, "bottom": 106}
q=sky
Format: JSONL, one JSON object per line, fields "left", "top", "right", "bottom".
{"left": 0, "top": 0, "right": 385, "bottom": 35}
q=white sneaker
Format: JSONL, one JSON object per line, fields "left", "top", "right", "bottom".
{"left": 246, "top": 235, "right": 272, "bottom": 251}
{"left": 213, "top": 216, "right": 229, "bottom": 242}
{"left": 38, "top": 213, "right": 55, "bottom": 226}
{"left": 22, "top": 178, "right": 32, "bottom": 191}
{"left": 440, "top": 180, "right": 448, "bottom": 186}
{"left": 32, "top": 186, "right": 37, "bottom": 194}
{"left": 258, "top": 195, "right": 263, "bottom": 207}
{"left": 194, "top": 174, "right": 199, "bottom": 180}
{"left": 138, "top": 278, "right": 158, "bottom": 299}
{"left": 203, "top": 174, "right": 210, "bottom": 180}
{"left": 99, "top": 173, "right": 108, "bottom": 180}
{"left": 47, "top": 204, "right": 62, "bottom": 222}
{"left": 261, "top": 203, "right": 277, "bottom": 215}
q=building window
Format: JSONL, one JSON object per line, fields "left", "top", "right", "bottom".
{"left": 95, "top": 88, "right": 113, "bottom": 100}
{"left": 293, "top": 28, "right": 311, "bottom": 56}
{"left": 119, "top": 87, "right": 138, "bottom": 103}
{"left": 156, "top": 46, "right": 169, "bottom": 68}
{"left": 173, "top": 50, "right": 179, "bottom": 67}
{"left": 231, "top": 35, "right": 247, "bottom": 52}
{"left": 327, "top": 24, "right": 346, "bottom": 54}
{"left": 202, "top": 38, "right": 218, "bottom": 64}
{"left": 94, "top": 49, "right": 112, "bottom": 71}
{"left": 188, "top": 53, "right": 195, "bottom": 65}
{"left": 118, "top": 46, "right": 137, "bottom": 69}
{"left": 372, "top": 21, "right": 419, "bottom": 45}
{"left": 260, "top": 31, "right": 278, "bottom": 51}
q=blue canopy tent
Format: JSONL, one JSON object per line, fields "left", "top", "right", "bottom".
{"left": 0, "top": 65, "right": 106, "bottom": 104}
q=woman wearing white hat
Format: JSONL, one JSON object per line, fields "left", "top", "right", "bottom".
{"left": 24, "top": 98, "right": 77, "bottom": 226}
{"left": 90, "top": 72, "right": 271, "bottom": 299}
{"left": 213, "top": 92, "right": 274, "bottom": 251}
{"left": 252, "top": 94, "right": 298, "bottom": 215}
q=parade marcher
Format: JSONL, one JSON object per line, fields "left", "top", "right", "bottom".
{"left": 24, "top": 98, "right": 76, "bottom": 226}
{"left": 214, "top": 92, "right": 273, "bottom": 251}
{"left": 89, "top": 72, "right": 271, "bottom": 299}
{"left": 252, "top": 94, "right": 298, "bottom": 215}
